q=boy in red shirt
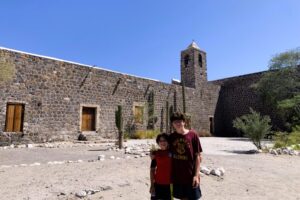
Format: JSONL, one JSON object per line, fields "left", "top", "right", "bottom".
{"left": 150, "top": 133, "right": 172, "bottom": 200}
{"left": 169, "top": 112, "right": 202, "bottom": 200}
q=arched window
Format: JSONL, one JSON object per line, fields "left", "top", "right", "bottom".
{"left": 184, "top": 55, "right": 189, "bottom": 68}
{"left": 199, "top": 53, "right": 203, "bottom": 68}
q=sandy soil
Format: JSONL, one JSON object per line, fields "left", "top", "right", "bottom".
{"left": 0, "top": 138, "right": 299, "bottom": 200}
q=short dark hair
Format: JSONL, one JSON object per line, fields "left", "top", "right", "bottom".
{"left": 156, "top": 133, "right": 169, "bottom": 144}
{"left": 170, "top": 112, "right": 186, "bottom": 123}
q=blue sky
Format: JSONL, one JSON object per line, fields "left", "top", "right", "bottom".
{"left": 0, "top": 0, "right": 300, "bottom": 83}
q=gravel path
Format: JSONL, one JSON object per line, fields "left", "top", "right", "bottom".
{"left": 0, "top": 137, "right": 299, "bottom": 200}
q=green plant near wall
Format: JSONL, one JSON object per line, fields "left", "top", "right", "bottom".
{"left": 273, "top": 126, "right": 300, "bottom": 149}
{"left": 128, "top": 129, "right": 160, "bottom": 139}
{"left": 166, "top": 101, "right": 169, "bottom": 133}
{"left": 182, "top": 83, "right": 186, "bottom": 114}
{"left": 115, "top": 105, "right": 124, "bottom": 149}
{"left": 160, "top": 108, "right": 164, "bottom": 132}
{"left": 169, "top": 105, "right": 174, "bottom": 132}
{"left": 233, "top": 108, "right": 271, "bottom": 149}
{"left": 147, "top": 91, "right": 157, "bottom": 130}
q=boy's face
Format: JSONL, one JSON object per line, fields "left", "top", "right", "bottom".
{"left": 158, "top": 137, "right": 168, "bottom": 150}
{"left": 172, "top": 119, "right": 185, "bottom": 132}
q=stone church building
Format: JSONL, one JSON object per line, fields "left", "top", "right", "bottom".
{"left": 0, "top": 42, "right": 269, "bottom": 144}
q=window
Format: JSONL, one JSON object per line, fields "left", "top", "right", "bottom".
{"left": 134, "top": 106, "right": 144, "bottom": 124}
{"left": 199, "top": 53, "right": 203, "bottom": 68}
{"left": 184, "top": 55, "right": 190, "bottom": 68}
{"left": 81, "top": 107, "right": 96, "bottom": 131}
{"left": 5, "top": 104, "right": 25, "bottom": 132}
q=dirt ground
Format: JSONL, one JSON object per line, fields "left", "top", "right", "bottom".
{"left": 0, "top": 138, "right": 299, "bottom": 200}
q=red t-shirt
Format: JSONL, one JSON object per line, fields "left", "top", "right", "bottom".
{"left": 169, "top": 130, "right": 203, "bottom": 185}
{"left": 152, "top": 150, "right": 172, "bottom": 185}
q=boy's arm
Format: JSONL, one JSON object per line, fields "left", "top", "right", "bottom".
{"left": 149, "top": 159, "right": 156, "bottom": 193}
{"left": 150, "top": 168, "right": 155, "bottom": 194}
{"left": 194, "top": 153, "right": 201, "bottom": 174}
{"left": 192, "top": 132, "right": 203, "bottom": 187}
{"left": 150, "top": 168, "right": 155, "bottom": 184}
{"left": 193, "top": 153, "right": 201, "bottom": 187}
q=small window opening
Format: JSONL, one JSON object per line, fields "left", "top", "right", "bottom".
{"left": 134, "top": 106, "right": 144, "bottom": 124}
{"left": 199, "top": 53, "right": 203, "bottom": 68}
{"left": 184, "top": 55, "right": 190, "bottom": 68}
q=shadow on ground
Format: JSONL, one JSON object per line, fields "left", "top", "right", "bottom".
{"left": 222, "top": 150, "right": 258, "bottom": 155}
{"left": 227, "top": 138, "right": 251, "bottom": 142}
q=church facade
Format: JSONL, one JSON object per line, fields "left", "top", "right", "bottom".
{"left": 0, "top": 42, "right": 270, "bottom": 144}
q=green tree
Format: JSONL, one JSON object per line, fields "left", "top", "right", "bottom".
{"left": 233, "top": 108, "right": 271, "bottom": 149}
{"left": 277, "top": 94, "right": 300, "bottom": 128}
{"left": 253, "top": 48, "right": 300, "bottom": 129}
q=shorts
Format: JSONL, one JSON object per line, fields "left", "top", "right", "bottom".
{"left": 152, "top": 183, "right": 171, "bottom": 200}
{"left": 173, "top": 184, "right": 202, "bottom": 200}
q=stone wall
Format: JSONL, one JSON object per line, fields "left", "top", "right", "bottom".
{"left": 211, "top": 72, "right": 284, "bottom": 136}
{"left": 0, "top": 48, "right": 218, "bottom": 145}
{"left": 3, "top": 45, "right": 292, "bottom": 143}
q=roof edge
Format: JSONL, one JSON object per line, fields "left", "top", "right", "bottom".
{"left": 0, "top": 46, "right": 161, "bottom": 83}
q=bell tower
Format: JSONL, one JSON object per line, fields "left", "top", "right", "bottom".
{"left": 180, "top": 41, "right": 207, "bottom": 88}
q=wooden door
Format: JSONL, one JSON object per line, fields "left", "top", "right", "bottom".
{"left": 5, "top": 104, "right": 24, "bottom": 132}
{"left": 81, "top": 107, "right": 96, "bottom": 131}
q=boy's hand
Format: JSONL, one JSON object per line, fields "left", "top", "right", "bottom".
{"left": 150, "top": 150, "right": 156, "bottom": 160}
{"left": 192, "top": 175, "right": 200, "bottom": 188}
{"left": 150, "top": 154, "right": 155, "bottom": 160}
{"left": 149, "top": 184, "right": 155, "bottom": 194}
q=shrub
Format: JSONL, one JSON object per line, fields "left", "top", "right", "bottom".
{"left": 233, "top": 108, "right": 271, "bottom": 149}
{"left": 126, "top": 129, "right": 160, "bottom": 139}
{"left": 274, "top": 130, "right": 300, "bottom": 149}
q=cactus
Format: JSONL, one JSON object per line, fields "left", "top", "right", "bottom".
{"left": 169, "top": 106, "right": 174, "bottom": 132}
{"left": 147, "top": 91, "right": 156, "bottom": 129}
{"left": 173, "top": 90, "right": 177, "bottom": 112}
{"left": 115, "top": 105, "right": 123, "bottom": 149}
{"left": 182, "top": 83, "right": 186, "bottom": 114}
{"left": 166, "top": 101, "right": 169, "bottom": 132}
{"left": 160, "top": 108, "right": 164, "bottom": 132}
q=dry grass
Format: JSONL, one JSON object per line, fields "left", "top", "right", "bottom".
{"left": 125, "top": 129, "right": 160, "bottom": 139}
{"left": 198, "top": 130, "right": 212, "bottom": 137}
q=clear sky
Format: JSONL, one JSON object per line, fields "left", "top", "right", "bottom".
{"left": 1, "top": 0, "right": 300, "bottom": 83}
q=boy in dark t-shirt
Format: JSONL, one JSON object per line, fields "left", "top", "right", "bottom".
{"left": 169, "top": 112, "right": 202, "bottom": 200}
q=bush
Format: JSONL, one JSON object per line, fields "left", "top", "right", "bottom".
{"left": 274, "top": 130, "right": 300, "bottom": 149}
{"left": 125, "top": 129, "right": 160, "bottom": 139}
{"left": 233, "top": 108, "right": 271, "bottom": 149}
{"left": 198, "top": 130, "right": 212, "bottom": 137}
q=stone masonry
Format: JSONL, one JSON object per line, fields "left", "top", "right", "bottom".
{"left": 0, "top": 42, "right": 287, "bottom": 144}
{"left": 0, "top": 42, "right": 221, "bottom": 145}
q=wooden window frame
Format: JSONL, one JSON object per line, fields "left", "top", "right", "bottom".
{"left": 4, "top": 103, "right": 25, "bottom": 133}
{"left": 134, "top": 105, "right": 144, "bottom": 124}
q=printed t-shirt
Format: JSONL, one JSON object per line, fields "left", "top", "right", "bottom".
{"left": 169, "top": 130, "right": 203, "bottom": 185}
